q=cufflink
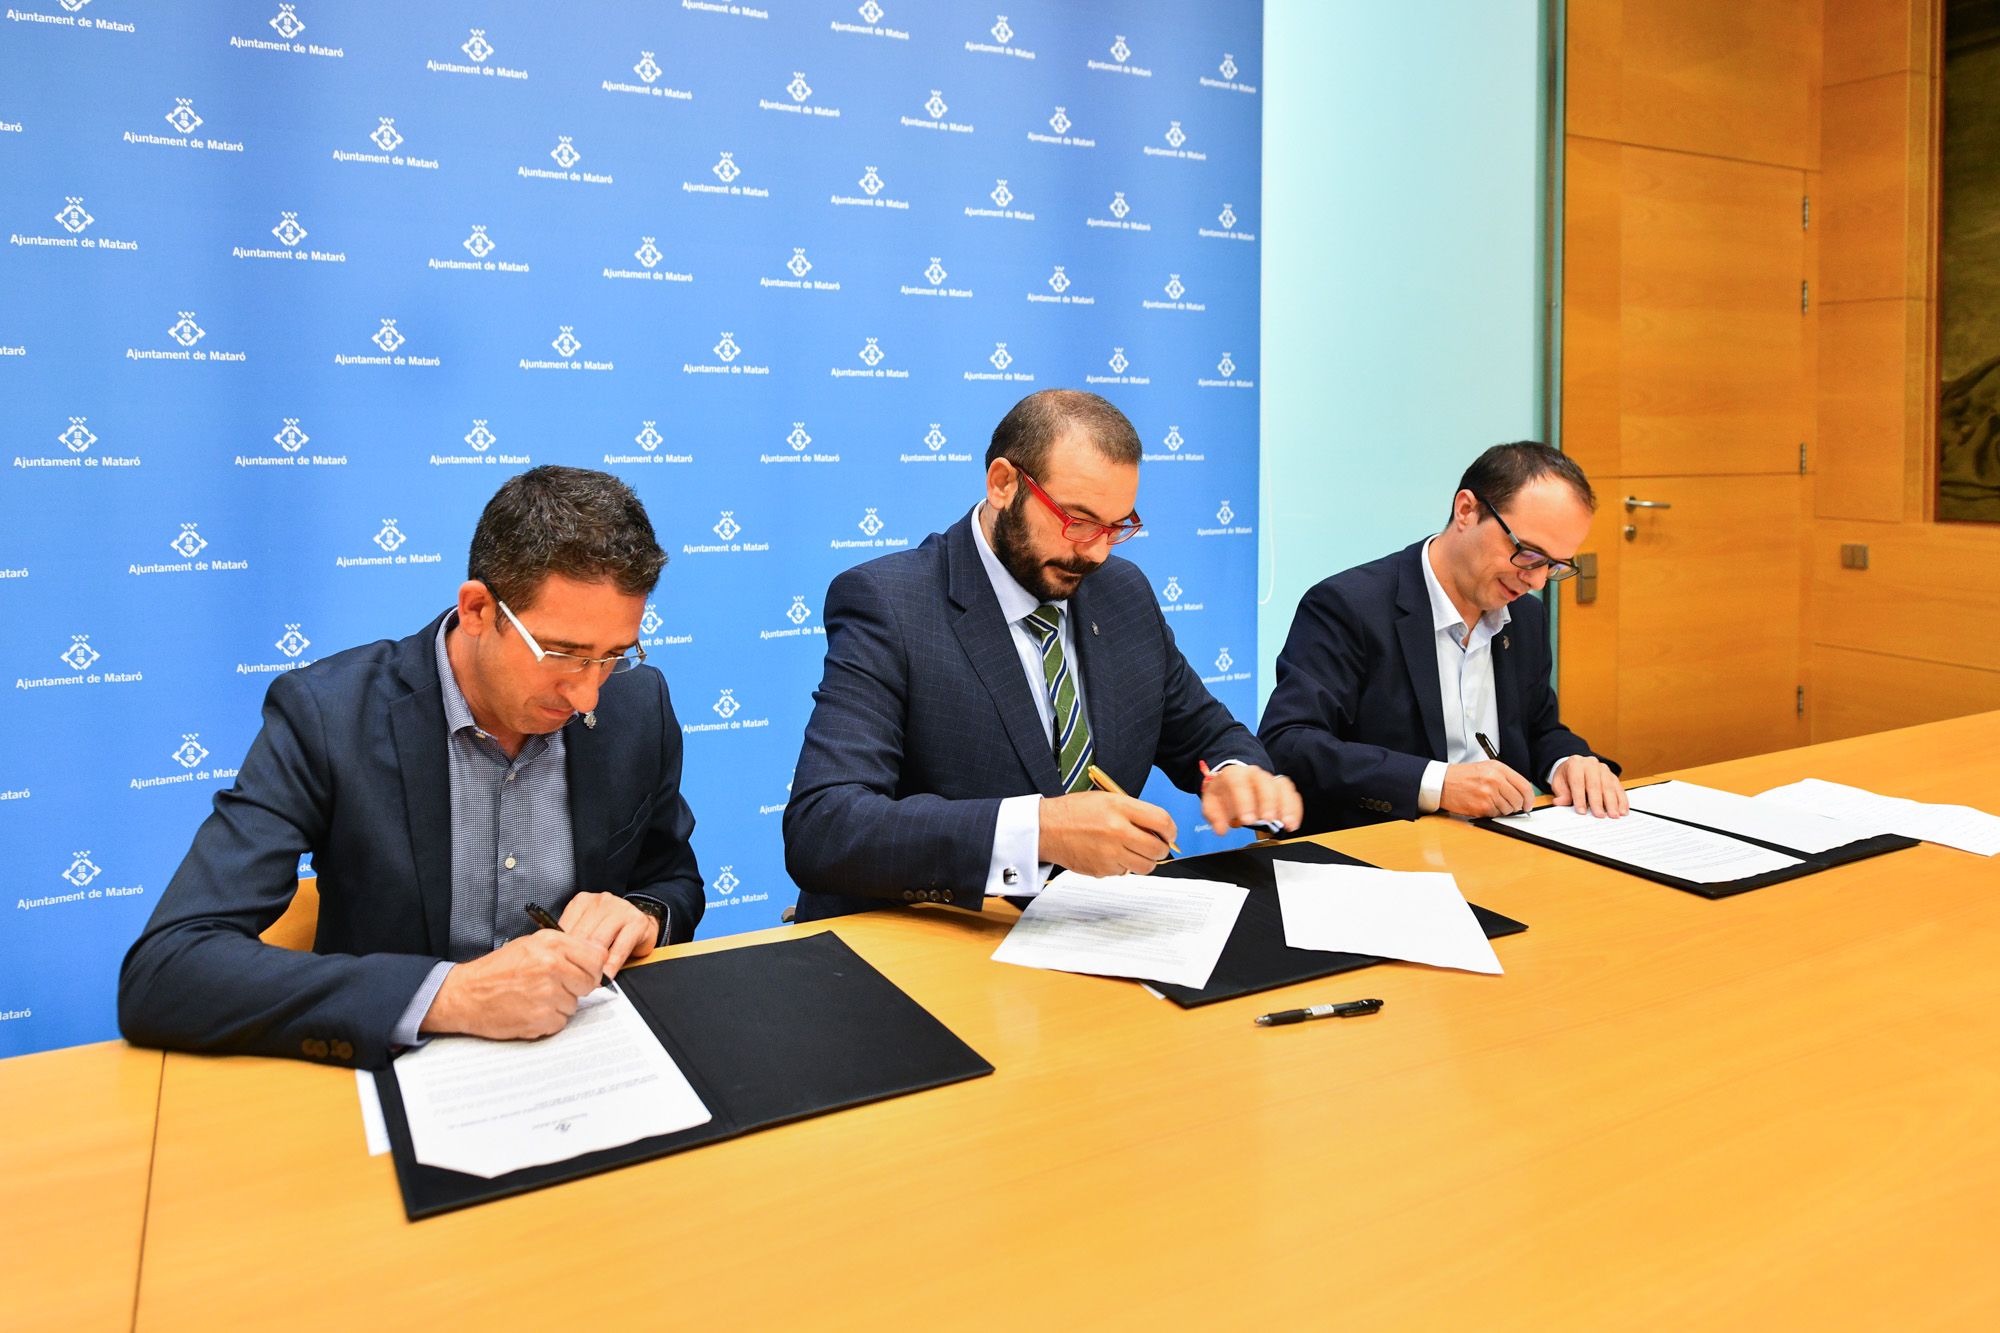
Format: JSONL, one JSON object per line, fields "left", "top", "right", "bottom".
{"left": 1002, "top": 867, "right": 1021, "bottom": 886}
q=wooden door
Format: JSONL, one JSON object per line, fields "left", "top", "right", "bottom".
{"left": 1615, "top": 475, "right": 1806, "bottom": 772}
{"left": 1560, "top": 88, "right": 1815, "bottom": 778}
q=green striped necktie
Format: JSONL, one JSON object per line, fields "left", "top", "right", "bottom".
{"left": 1022, "top": 603, "right": 1095, "bottom": 793}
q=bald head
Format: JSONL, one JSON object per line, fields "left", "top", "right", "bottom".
{"left": 986, "top": 389, "right": 1141, "bottom": 478}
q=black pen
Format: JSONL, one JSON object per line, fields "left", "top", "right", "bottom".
{"left": 1254, "top": 998, "right": 1383, "bottom": 1026}
{"left": 524, "top": 901, "right": 618, "bottom": 992}
{"left": 1475, "top": 731, "right": 1533, "bottom": 816}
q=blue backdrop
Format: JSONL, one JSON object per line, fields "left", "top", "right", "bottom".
{"left": 0, "top": 0, "right": 1262, "bottom": 1058}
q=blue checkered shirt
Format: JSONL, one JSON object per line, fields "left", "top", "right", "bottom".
{"left": 389, "top": 615, "right": 578, "bottom": 1045}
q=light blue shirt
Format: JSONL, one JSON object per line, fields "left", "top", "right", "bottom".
{"left": 1416, "top": 537, "right": 1569, "bottom": 813}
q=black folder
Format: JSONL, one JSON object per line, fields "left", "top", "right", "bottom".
{"left": 1472, "top": 804, "right": 1917, "bottom": 899}
{"left": 373, "top": 931, "right": 992, "bottom": 1220}
{"left": 1139, "top": 840, "right": 1528, "bottom": 1006}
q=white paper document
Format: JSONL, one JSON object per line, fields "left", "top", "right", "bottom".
{"left": 391, "top": 987, "right": 711, "bottom": 1179}
{"left": 1273, "top": 863, "right": 1501, "bottom": 975}
{"left": 1755, "top": 778, "right": 2000, "bottom": 857}
{"left": 1494, "top": 805, "right": 1804, "bottom": 883}
{"left": 991, "top": 872, "right": 1248, "bottom": 989}
{"left": 1627, "top": 779, "right": 1859, "bottom": 855}
{"left": 355, "top": 1069, "right": 390, "bottom": 1156}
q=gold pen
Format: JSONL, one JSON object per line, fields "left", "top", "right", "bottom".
{"left": 1086, "top": 763, "right": 1182, "bottom": 856}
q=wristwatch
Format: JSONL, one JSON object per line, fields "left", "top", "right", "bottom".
{"left": 627, "top": 895, "right": 669, "bottom": 947}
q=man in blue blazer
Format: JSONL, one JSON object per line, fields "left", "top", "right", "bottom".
{"left": 119, "top": 467, "right": 703, "bottom": 1069}
{"left": 1259, "top": 442, "right": 1626, "bottom": 834}
{"left": 785, "top": 389, "right": 1302, "bottom": 921}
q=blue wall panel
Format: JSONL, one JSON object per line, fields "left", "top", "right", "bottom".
{"left": 0, "top": 0, "right": 1262, "bottom": 1057}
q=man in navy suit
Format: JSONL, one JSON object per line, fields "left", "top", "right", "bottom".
{"left": 1259, "top": 442, "right": 1626, "bottom": 835}
{"left": 785, "top": 389, "right": 1302, "bottom": 921}
{"left": 119, "top": 467, "right": 703, "bottom": 1069}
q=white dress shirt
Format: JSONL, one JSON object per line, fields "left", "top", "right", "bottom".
{"left": 969, "top": 504, "right": 1087, "bottom": 897}
{"left": 1416, "top": 537, "right": 1570, "bottom": 813}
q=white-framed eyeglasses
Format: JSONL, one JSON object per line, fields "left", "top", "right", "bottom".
{"left": 494, "top": 596, "right": 647, "bottom": 676}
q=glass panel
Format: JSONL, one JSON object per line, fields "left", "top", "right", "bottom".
{"left": 1940, "top": 1, "right": 2000, "bottom": 521}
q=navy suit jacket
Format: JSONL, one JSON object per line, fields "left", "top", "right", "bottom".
{"left": 1258, "top": 540, "right": 1612, "bottom": 834}
{"left": 784, "top": 513, "right": 1270, "bottom": 920}
{"left": 118, "top": 612, "right": 703, "bottom": 1069}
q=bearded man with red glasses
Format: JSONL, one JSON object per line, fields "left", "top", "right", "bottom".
{"left": 785, "top": 389, "right": 1300, "bottom": 922}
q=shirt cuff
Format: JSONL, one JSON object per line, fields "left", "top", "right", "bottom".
{"left": 1418, "top": 760, "right": 1447, "bottom": 815}
{"left": 1547, "top": 754, "right": 1574, "bottom": 788}
{"left": 989, "top": 793, "right": 1046, "bottom": 899}
{"left": 391, "top": 960, "right": 455, "bottom": 1050}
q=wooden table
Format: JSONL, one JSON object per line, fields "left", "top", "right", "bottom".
{"left": 0, "top": 1042, "right": 161, "bottom": 1332}
{"left": 11, "top": 714, "right": 2000, "bottom": 1329}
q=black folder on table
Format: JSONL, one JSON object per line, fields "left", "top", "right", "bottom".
{"left": 1136, "top": 840, "right": 1527, "bottom": 1007}
{"left": 373, "top": 931, "right": 992, "bottom": 1220}
{"left": 1472, "top": 802, "right": 1917, "bottom": 900}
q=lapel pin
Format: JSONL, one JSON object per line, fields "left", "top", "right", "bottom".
{"left": 1091, "top": 621, "right": 1099, "bottom": 636}
{"left": 584, "top": 710, "right": 597, "bottom": 729}
{"left": 1500, "top": 635, "right": 1510, "bottom": 650}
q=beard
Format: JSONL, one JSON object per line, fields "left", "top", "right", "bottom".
{"left": 992, "top": 488, "right": 1098, "bottom": 603}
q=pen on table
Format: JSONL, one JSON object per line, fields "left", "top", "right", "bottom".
{"left": 524, "top": 901, "right": 618, "bottom": 992}
{"left": 1086, "top": 763, "right": 1181, "bottom": 857}
{"left": 1254, "top": 998, "right": 1383, "bottom": 1027}
{"left": 1475, "top": 731, "right": 1531, "bottom": 816}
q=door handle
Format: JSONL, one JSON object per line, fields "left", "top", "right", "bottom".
{"left": 1574, "top": 552, "right": 1598, "bottom": 604}
{"left": 1623, "top": 496, "right": 1670, "bottom": 540}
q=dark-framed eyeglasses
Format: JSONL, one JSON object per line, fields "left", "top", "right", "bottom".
{"left": 1476, "top": 493, "right": 1581, "bottom": 582}
{"left": 491, "top": 593, "right": 648, "bottom": 676}
{"left": 1016, "top": 468, "right": 1144, "bottom": 545}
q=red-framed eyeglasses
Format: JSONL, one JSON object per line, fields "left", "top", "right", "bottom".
{"left": 1016, "top": 469, "right": 1144, "bottom": 545}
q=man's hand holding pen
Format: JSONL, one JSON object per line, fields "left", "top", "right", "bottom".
{"left": 555, "top": 890, "right": 660, "bottom": 977}
{"left": 418, "top": 893, "right": 657, "bottom": 1040}
{"left": 420, "top": 931, "right": 608, "bottom": 1040}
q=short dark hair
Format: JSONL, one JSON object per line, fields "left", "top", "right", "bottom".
{"left": 1452, "top": 441, "right": 1596, "bottom": 524}
{"left": 467, "top": 466, "right": 666, "bottom": 610}
{"left": 986, "top": 389, "right": 1142, "bottom": 475}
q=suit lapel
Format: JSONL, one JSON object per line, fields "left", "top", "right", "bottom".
{"left": 1490, "top": 605, "right": 1523, "bottom": 768}
{"left": 565, "top": 717, "right": 612, "bottom": 893}
{"left": 1395, "top": 546, "right": 1449, "bottom": 761}
{"left": 1067, "top": 576, "right": 1134, "bottom": 787}
{"left": 389, "top": 621, "right": 454, "bottom": 955}
{"left": 946, "top": 516, "right": 1064, "bottom": 796}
